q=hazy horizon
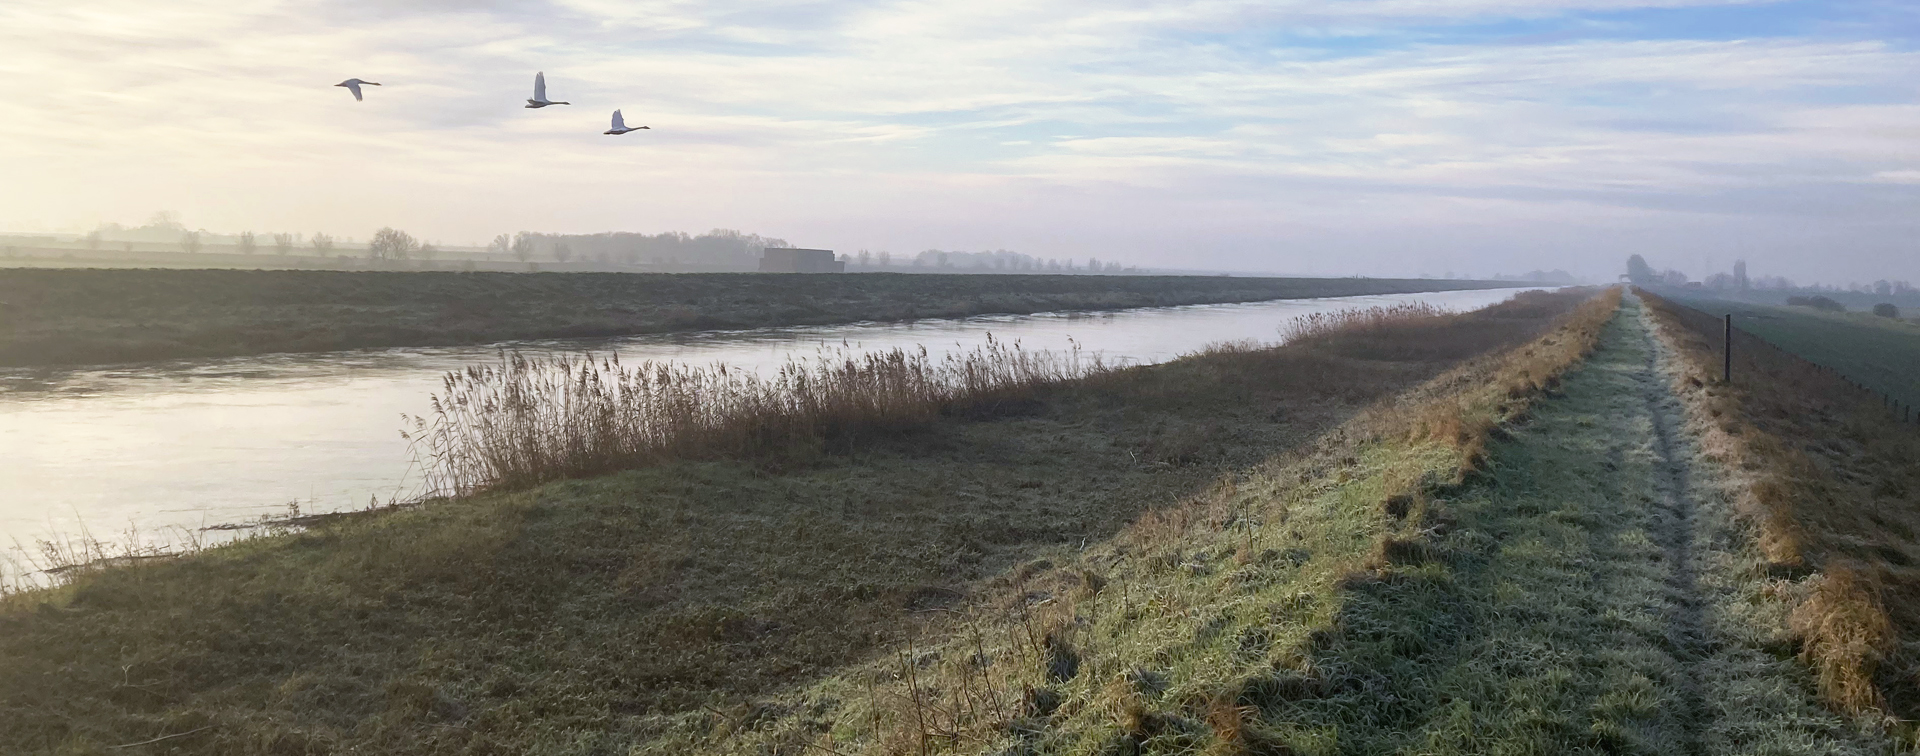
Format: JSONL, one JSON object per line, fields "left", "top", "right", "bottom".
{"left": 3, "top": 0, "right": 1915, "bottom": 285}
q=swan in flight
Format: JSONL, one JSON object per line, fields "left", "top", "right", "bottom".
{"left": 604, "top": 109, "right": 649, "bottom": 135}
{"left": 526, "top": 72, "right": 570, "bottom": 108}
{"left": 335, "top": 78, "right": 380, "bottom": 101}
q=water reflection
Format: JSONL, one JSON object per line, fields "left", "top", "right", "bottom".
{"left": 0, "top": 288, "right": 1540, "bottom": 552}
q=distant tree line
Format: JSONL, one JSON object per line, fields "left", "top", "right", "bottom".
{"left": 507, "top": 229, "right": 791, "bottom": 268}
{"left": 1628, "top": 254, "right": 1915, "bottom": 317}
{"left": 69, "top": 213, "right": 1137, "bottom": 275}
{"left": 838, "top": 248, "right": 1133, "bottom": 273}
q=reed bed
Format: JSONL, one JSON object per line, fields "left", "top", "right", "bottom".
{"left": 409, "top": 336, "right": 1108, "bottom": 495}
{"left": 1280, "top": 301, "right": 1449, "bottom": 342}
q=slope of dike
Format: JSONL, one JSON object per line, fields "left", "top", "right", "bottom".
{"left": 656, "top": 291, "right": 1878, "bottom": 755}
{"left": 0, "top": 269, "right": 1515, "bottom": 367}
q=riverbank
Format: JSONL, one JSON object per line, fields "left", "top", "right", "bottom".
{"left": 0, "top": 290, "right": 1588, "bottom": 753}
{"left": 0, "top": 269, "right": 1513, "bottom": 367}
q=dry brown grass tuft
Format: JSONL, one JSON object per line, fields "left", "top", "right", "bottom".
{"left": 1640, "top": 288, "right": 1920, "bottom": 720}
{"left": 1791, "top": 565, "right": 1895, "bottom": 713}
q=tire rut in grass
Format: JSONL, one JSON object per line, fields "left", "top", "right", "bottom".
{"left": 1628, "top": 297, "right": 1711, "bottom": 755}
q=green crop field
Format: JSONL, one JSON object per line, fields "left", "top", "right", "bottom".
{"left": 1665, "top": 291, "right": 1920, "bottom": 410}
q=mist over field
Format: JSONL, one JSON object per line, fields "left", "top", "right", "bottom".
{"left": 1, "top": 0, "right": 1916, "bottom": 284}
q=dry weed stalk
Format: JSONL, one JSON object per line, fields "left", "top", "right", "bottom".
{"left": 408, "top": 335, "right": 1106, "bottom": 495}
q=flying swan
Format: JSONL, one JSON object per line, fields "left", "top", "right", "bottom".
{"left": 526, "top": 72, "right": 570, "bottom": 108}
{"left": 604, "top": 109, "right": 649, "bottom": 135}
{"left": 334, "top": 78, "right": 380, "bottom": 101}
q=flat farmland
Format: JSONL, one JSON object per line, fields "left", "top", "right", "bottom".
{"left": 0, "top": 269, "right": 1512, "bottom": 367}
{"left": 1666, "top": 292, "right": 1920, "bottom": 409}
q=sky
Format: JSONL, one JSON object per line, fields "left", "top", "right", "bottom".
{"left": 0, "top": 0, "right": 1915, "bottom": 282}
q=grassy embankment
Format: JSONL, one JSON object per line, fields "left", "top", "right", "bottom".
{"left": 1664, "top": 293, "right": 1920, "bottom": 410}
{"left": 644, "top": 288, "right": 1629, "bottom": 755}
{"left": 1643, "top": 290, "right": 1920, "bottom": 737}
{"left": 0, "top": 291, "right": 1589, "bottom": 754}
{"left": 669, "top": 289, "right": 1891, "bottom": 756}
{"left": 0, "top": 269, "right": 1513, "bottom": 367}
{"left": 690, "top": 287, "right": 1892, "bottom": 756}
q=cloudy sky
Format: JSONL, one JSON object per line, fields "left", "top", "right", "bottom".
{"left": 1, "top": 0, "right": 1914, "bottom": 281}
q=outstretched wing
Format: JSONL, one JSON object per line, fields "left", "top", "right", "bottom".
{"left": 345, "top": 81, "right": 363, "bottom": 101}
{"left": 611, "top": 109, "right": 626, "bottom": 130}
{"left": 534, "top": 72, "right": 547, "bottom": 101}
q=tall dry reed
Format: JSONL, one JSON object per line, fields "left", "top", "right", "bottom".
{"left": 1280, "top": 302, "right": 1449, "bottom": 343}
{"left": 408, "top": 336, "right": 1108, "bottom": 495}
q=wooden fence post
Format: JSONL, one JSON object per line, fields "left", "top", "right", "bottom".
{"left": 1723, "top": 314, "right": 1732, "bottom": 384}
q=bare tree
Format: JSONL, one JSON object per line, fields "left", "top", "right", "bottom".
{"left": 418, "top": 243, "right": 438, "bottom": 261}
{"left": 511, "top": 233, "right": 535, "bottom": 263}
{"left": 272, "top": 233, "right": 295, "bottom": 255}
{"left": 311, "top": 232, "right": 335, "bottom": 257}
{"left": 856, "top": 250, "right": 871, "bottom": 268}
{"left": 180, "top": 231, "right": 202, "bottom": 254}
{"left": 553, "top": 242, "right": 573, "bottom": 263}
{"left": 368, "top": 227, "right": 419, "bottom": 262}
{"left": 84, "top": 230, "right": 102, "bottom": 250}
{"left": 237, "top": 231, "right": 257, "bottom": 255}
{"left": 488, "top": 234, "right": 512, "bottom": 258}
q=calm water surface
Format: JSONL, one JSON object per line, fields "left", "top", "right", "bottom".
{"left": 0, "top": 287, "right": 1540, "bottom": 556}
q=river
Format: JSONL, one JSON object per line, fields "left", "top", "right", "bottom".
{"left": 0, "top": 287, "right": 1542, "bottom": 563}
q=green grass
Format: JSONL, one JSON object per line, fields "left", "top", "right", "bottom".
{"left": 0, "top": 269, "right": 1514, "bottom": 367}
{"left": 1666, "top": 293, "right": 1920, "bottom": 410}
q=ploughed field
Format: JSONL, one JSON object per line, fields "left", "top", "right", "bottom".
{"left": 0, "top": 269, "right": 1511, "bottom": 367}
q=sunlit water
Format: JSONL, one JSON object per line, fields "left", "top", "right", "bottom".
{"left": 0, "top": 287, "right": 1542, "bottom": 560}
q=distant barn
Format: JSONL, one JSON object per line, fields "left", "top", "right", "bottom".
{"left": 758, "top": 248, "right": 844, "bottom": 273}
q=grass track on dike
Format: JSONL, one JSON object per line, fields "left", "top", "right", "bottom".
{"left": 1279, "top": 295, "right": 1878, "bottom": 754}
{"left": 1645, "top": 289, "right": 1920, "bottom": 739}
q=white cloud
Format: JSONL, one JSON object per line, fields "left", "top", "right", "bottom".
{"left": 0, "top": 0, "right": 1913, "bottom": 282}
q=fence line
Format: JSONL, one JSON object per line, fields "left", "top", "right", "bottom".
{"left": 1653, "top": 293, "right": 1917, "bottom": 428}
